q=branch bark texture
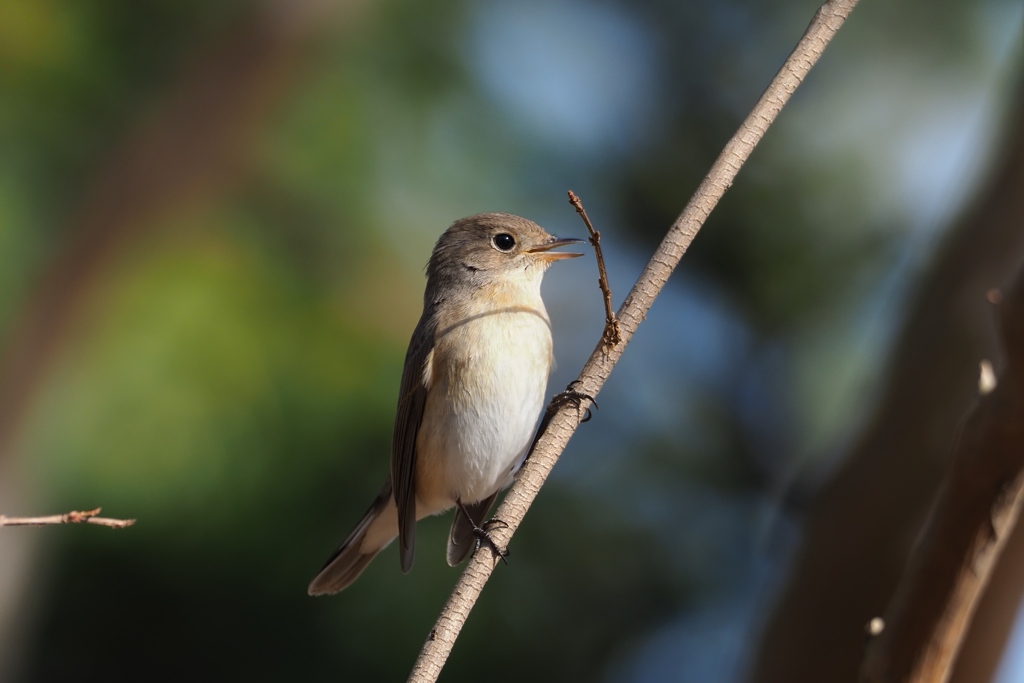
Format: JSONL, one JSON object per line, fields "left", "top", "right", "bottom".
{"left": 407, "top": 1, "right": 861, "bottom": 680}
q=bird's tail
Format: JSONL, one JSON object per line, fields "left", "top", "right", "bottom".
{"left": 308, "top": 484, "right": 398, "bottom": 595}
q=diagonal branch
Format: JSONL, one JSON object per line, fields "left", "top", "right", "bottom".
{"left": 407, "top": 0, "right": 861, "bottom": 680}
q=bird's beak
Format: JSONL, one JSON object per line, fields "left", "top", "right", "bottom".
{"left": 526, "top": 236, "right": 585, "bottom": 261}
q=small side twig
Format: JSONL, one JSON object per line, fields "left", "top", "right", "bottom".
{"left": 568, "top": 191, "right": 620, "bottom": 350}
{"left": 0, "top": 507, "right": 136, "bottom": 529}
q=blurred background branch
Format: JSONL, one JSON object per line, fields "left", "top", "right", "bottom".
{"left": 860, "top": 258, "right": 1024, "bottom": 682}
{"left": 0, "top": 0, "right": 352, "bottom": 463}
{"left": 749, "top": 84, "right": 1024, "bottom": 683}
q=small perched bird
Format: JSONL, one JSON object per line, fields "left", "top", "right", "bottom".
{"left": 308, "top": 213, "right": 583, "bottom": 595}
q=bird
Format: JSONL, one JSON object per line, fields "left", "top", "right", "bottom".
{"left": 308, "top": 212, "right": 583, "bottom": 595}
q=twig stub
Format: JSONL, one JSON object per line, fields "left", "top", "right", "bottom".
{"left": 568, "top": 191, "right": 621, "bottom": 351}
{"left": 0, "top": 507, "right": 136, "bottom": 529}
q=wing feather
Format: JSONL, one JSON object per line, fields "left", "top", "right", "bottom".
{"left": 391, "top": 312, "right": 434, "bottom": 573}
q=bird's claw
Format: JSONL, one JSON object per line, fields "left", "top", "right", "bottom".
{"left": 473, "top": 518, "right": 510, "bottom": 564}
{"left": 551, "top": 381, "right": 597, "bottom": 422}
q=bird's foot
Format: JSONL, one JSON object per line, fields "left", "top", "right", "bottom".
{"left": 455, "top": 500, "right": 510, "bottom": 564}
{"left": 473, "top": 518, "right": 510, "bottom": 564}
{"left": 550, "top": 381, "right": 597, "bottom": 423}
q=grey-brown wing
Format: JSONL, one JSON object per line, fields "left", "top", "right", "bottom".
{"left": 391, "top": 313, "right": 434, "bottom": 574}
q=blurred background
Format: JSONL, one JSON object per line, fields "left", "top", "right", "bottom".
{"left": 0, "top": 0, "right": 1021, "bottom": 681}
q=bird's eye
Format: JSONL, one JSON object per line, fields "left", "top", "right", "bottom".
{"left": 492, "top": 233, "right": 516, "bottom": 252}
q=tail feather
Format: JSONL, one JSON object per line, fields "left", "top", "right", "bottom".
{"left": 308, "top": 484, "right": 395, "bottom": 595}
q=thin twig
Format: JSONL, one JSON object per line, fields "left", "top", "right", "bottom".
{"left": 568, "top": 191, "right": 620, "bottom": 350}
{"left": 407, "top": 1, "right": 860, "bottom": 681}
{"left": 0, "top": 507, "right": 135, "bottom": 529}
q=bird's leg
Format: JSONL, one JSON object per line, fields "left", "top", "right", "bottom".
{"left": 456, "top": 499, "right": 509, "bottom": 564}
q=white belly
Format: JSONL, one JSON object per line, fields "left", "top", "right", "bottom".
{"left": 415, "top": 308, "right": 552, "bottom": 513}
